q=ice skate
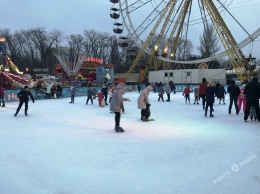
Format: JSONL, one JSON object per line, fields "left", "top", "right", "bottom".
{"left": 115, "top": 126, "right": 124, "bottom": 132}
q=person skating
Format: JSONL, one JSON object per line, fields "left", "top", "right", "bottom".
{"left": 0, "top": 86, "right": 5, "bottom": 107}
{"left": 193, "top": 86, "right": 199, "bottom": 104}
{"left": 244, "top": 77, "right": 260, "bottom": 122}
{"left": 110, "top": 82, "right": 130, "bottom": 132}
{"left": 182, "top": 85, "right": 192, "bottom": 104}
{"left": 86, "top": 88, "right": 94, "bottom": 105}
{"left": 56, "top": 84, "right": 62, "bottom": 98}
{"left": 14, "top": 86, "right": 35, "bottom": 116}
{"left": 227, "top": 80, "right": 240, "bottom": 115}
{"left": 237, "top": 84, "right": 246, "bottom": 113}
{"left": 69, "top": 85, "right": 76, "bottom": 103}
{"left": 138, "top": 85, "right": 153, "bottom": 121}
{"left": 199, "top": 78, "right": 208, "bottom": 109}
{"left": 165, "top": 82, "right": 172, "bottom": 102}
{"left": 97, "top": 90, "right": 104, "bottom": 107}
{"left": 101, "top": 81, "right": 108, "bottom": 105}
{"left": 218, "top": 84, "right": 226, "bottom": 105}
{"left": 205, "top": 82, "right": 217, "bottom": 117}
{"left": 158, "top": 86, "right": 164, "bottom": 102}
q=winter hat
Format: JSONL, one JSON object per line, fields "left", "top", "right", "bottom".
{"left": 202, "top": 78, "right": 206, "bottom": 82}
{"left": 24, "top": 86, "right": 29, "bottom": 89}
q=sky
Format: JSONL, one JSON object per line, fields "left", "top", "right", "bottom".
{"left": 0, "top": 91, "right": 260, "bottom": 194}
{"left": 1, "top": 0, "right": 260, "bottom": 60}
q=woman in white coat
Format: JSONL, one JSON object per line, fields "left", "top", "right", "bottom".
{"left": 137, "top": 85, "right": 153, "bottom": 121}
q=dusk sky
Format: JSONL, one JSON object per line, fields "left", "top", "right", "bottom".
{"left": 1, "top": 0, "right": 260, "bottom": 60}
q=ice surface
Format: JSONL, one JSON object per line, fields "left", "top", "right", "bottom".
{"left": 0, "top": 92, "right": 259, "bottom": 194}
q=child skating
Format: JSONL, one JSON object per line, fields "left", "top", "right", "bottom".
{"left": 183, "top": 85, "right": 192, "bottom": 104}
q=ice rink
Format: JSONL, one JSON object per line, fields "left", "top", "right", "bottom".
{"left": 0, "top": 91, "right": 259, "bottom": 194}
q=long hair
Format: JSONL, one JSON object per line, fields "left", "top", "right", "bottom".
{"left": 207, "top": 82, "right": 215, "bottom": 87}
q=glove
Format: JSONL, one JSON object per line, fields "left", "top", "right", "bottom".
{"left": 146, "top": 103, "right": 151, "bottom": 107}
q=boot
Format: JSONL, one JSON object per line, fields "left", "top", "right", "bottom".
{"left": 115, "top": 126, "right": 124, "bottom": 132}
{"left": 1, "top": 104, "right": 5, "bottom": 107}
{"left": 210, "top": 114, "right": 214, "bottom": 117}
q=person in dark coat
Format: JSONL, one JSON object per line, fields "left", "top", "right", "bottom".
{"left": 244, "top": 77, "right": 260, "bottom": 122}
{"left": 215, "top": 81, "right": 221, "bottom": 98}
{"left": 14, "top": 86, "right": 35, "bottom": 116}
{"left": 86, "top": 88, "right": 94, "bottom": 105}
{"left": 199, "top": 78, "right": 208, "bottom": 109}
{"left": 56, "top": 84, "right": 62, "bottom": 98}
{"left": 101, "top": 81, "right": 108, "bottom": 105}
{"left": 218, "top": 84, "right": 226, "bottom": 105}
{"left": 137, "top": 84, "right": 141, "bottom": 93}
{"left": 227, "top": 80, "right": 240, "bottom": 114}
{"left": 205, "top": 82, "right": 216, "bottom": 117}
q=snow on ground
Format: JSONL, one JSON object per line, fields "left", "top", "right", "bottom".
{"left": 0, "top": 91, "right": 259, "bottom": 194}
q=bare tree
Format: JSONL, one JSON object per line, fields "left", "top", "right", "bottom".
{"left": 83, "top": 29, "right": 111, "bottom": 59}
{"left": 198, "top": 23, "right": 221, "bottom": 58}
{"left": 66, "top": 34, "right": 85, "bottom": 62}
{"left": 175, "top": 37, "right": 194, "bottom": 61}
{"left": 29, "top": 27, "right": 63, "bottom": 72}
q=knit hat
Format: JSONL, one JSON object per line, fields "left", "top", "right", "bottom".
{"left": 202, "top": 78, "right": 206, "bottom": 82}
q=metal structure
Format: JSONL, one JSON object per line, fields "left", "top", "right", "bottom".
{"left": 109, "top": 0, "right": 260, "bottom": 82}
{"left": 54, "top": 51, "right": 86, "bottom": 80}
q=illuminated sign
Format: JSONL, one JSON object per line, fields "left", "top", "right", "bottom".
{"left": 81, "top": 57, "right": 103, "bottom": 64}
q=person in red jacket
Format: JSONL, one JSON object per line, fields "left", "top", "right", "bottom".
{"left": 199, "top": 78, "right": 208, "bottom": 109}
{"left": 0, "top": 87, "right": 5, "bottom": 107}
{"left": 97, "top": 90, "right": 104, "bottom": 107}
{"left": 182, "top": 85, "right": 193, "bottom": 103}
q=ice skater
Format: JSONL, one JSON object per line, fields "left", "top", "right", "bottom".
{"left": 14, "top": 86, "right": 35, "bottom": 116}
{"left": 86, "top": 88, "right": 94, "bottom": 105}
{"left": 182, "top": 85, "right": 192, "bottom": 104}
{"left": 193, "top": 86, "right": 199, "bottom": 104}
{"left": 158, "top": 86, "right": 164, "bottom": 102}
{"left": 0, "top": 86, "right": 5, "bottom": 107}
{"left": 205, "top": 82, "right": 216, "bottom": 117}
{"left": 218, "top": 84, "right": 226, "bottom": 105}
{"left": 110, "top": 82, "right": 130, "bottom": 132}
{"left": 238, "top": 84, "right": 246, "bottom": 113}
{"left": 69, "top": 85, "right": 76, "bottom": 103}
{"left": 138, "top": 85, "right": 153, "bottom": 121}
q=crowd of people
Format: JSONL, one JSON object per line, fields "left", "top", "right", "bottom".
{"left": 1, "top": 76, "right": 260, "bottom": 132}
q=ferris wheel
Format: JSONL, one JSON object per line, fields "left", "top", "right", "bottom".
{"left": 109, "top": 0, "right": 260, "bottom": 82}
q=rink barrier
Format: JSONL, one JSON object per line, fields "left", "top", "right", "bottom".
{"left": 1, "top": 84, "right": 240, "bottom": 103}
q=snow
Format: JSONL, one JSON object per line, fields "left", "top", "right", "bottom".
{"left": 0, "top": 91, "right": 260, "bottom": 194}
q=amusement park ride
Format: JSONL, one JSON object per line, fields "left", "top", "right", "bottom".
{"left": 109, "top": 0, "right": 260, "bottom": 82}
{"left": 0, "top": 38, "right": 34, "bottom": 88}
